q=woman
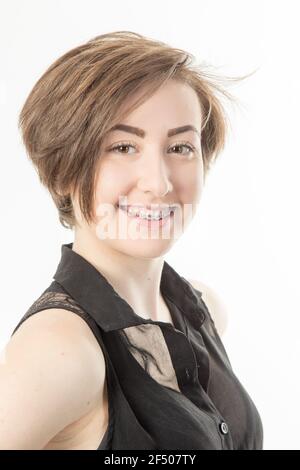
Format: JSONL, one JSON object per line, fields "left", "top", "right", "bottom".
{"left": 1, "top": 31, "right": 263, "bottom": 450}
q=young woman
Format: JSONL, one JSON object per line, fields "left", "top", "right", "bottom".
{"left": 0, "top": 31, "right": 263, "bottom": 450}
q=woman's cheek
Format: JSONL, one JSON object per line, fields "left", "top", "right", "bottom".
{"left": 94, "top": 165, "right": 132, "bottom": 214}
{"left": 176, "top": 167, "right": 203, "bottom": 203}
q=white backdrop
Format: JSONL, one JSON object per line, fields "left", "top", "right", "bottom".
{"left": 1, "top": 0, "right": 299, "bottom": 450}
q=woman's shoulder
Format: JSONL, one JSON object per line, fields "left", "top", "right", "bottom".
{"left": 12, "top": 305, "right": 106, "bottom": 393}
{"left": 9, "top": 283, "right": 108, "bottom": 409}
{"left": 2, "top": 306, "right": 107, "bottom": 449}
{"left": 12, "top": 281, "right": 98, "bottom": 337}
{"left": 187, "top": 279, "right": 229, "bottom": 337}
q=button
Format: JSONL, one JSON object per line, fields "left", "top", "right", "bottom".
{"left": 219, "top": 421, "right": 229, "bottom": 435}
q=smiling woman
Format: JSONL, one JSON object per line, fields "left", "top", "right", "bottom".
{"left": 1, "top": 31, "right": 263, "bottom": 450}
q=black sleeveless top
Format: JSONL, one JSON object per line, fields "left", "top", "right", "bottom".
{"left": 11, "top": 242, "right": 264, "bottom": 450}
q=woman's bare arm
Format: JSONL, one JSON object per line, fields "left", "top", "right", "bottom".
{"left": 0, "top": 309, "right": 106, "bottom": 450}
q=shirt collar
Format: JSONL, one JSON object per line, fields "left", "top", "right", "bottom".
{"left": 52, "top": 242, "right": 206, "bottom": 332}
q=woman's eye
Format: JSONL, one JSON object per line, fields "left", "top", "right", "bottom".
{"left": 109, "top": 143, "right": 136, "bottom": 154}
{"left": 168, "top": 143, "right": 195, "bottom": 156}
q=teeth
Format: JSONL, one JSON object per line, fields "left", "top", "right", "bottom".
{"left": 119, "top": 205, "right": 174, "bottom": 220}
{"left": 128, "top": 207, "right": 139, "bottom": 216}
{"left": 142, "top": 209, "right": 165, "bottom": 220}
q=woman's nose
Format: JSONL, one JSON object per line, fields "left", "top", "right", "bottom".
{"left": 136, "top": 158, "right": 173, "bottom": 198}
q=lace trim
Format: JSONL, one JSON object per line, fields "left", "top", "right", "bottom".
{"left": 120, "top": 324, "right": 181, "bottom": 393}
{"left": 12, "top": 290, "right": 92, "bottom": 334}
{"left": 25, "top": 291, "right": 85, "bottom": 316}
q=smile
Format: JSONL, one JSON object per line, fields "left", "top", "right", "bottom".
{"left": 117, "top": 204, "right": 177, "bottom": 220}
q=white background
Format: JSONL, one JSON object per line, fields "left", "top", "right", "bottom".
{"left": 1, "top": 0, "right": 299, "bottom": 450}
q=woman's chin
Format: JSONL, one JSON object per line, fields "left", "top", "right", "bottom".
{"left": 110, "top": 237, "right": 175, "bottom": 259}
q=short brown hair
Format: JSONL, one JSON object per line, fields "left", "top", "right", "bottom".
{"left": 18, "top": 31, "right": 255, "bottom": 230}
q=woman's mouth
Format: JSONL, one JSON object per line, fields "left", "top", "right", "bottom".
{"left": 116, "top": 203, "right": 177, "bottom": 229}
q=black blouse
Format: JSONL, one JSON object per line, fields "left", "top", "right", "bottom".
{"left": 11, "top": 242, "right": 263, "bottom": 450}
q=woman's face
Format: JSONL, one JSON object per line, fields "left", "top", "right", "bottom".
{"left": 73, "top": 79, "right": 204, "bottom": 259}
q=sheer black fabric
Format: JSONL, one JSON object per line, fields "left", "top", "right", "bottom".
{"left": 11, "top": 242, "right": 263, "bottom": 450}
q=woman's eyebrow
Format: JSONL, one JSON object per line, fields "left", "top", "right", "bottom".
{"left": 108, "top": 124, "right": 201, "bottom": 140}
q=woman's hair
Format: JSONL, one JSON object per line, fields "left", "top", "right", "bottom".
{"left": 18, "top": 30, "right": 256, "bottom": 230}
